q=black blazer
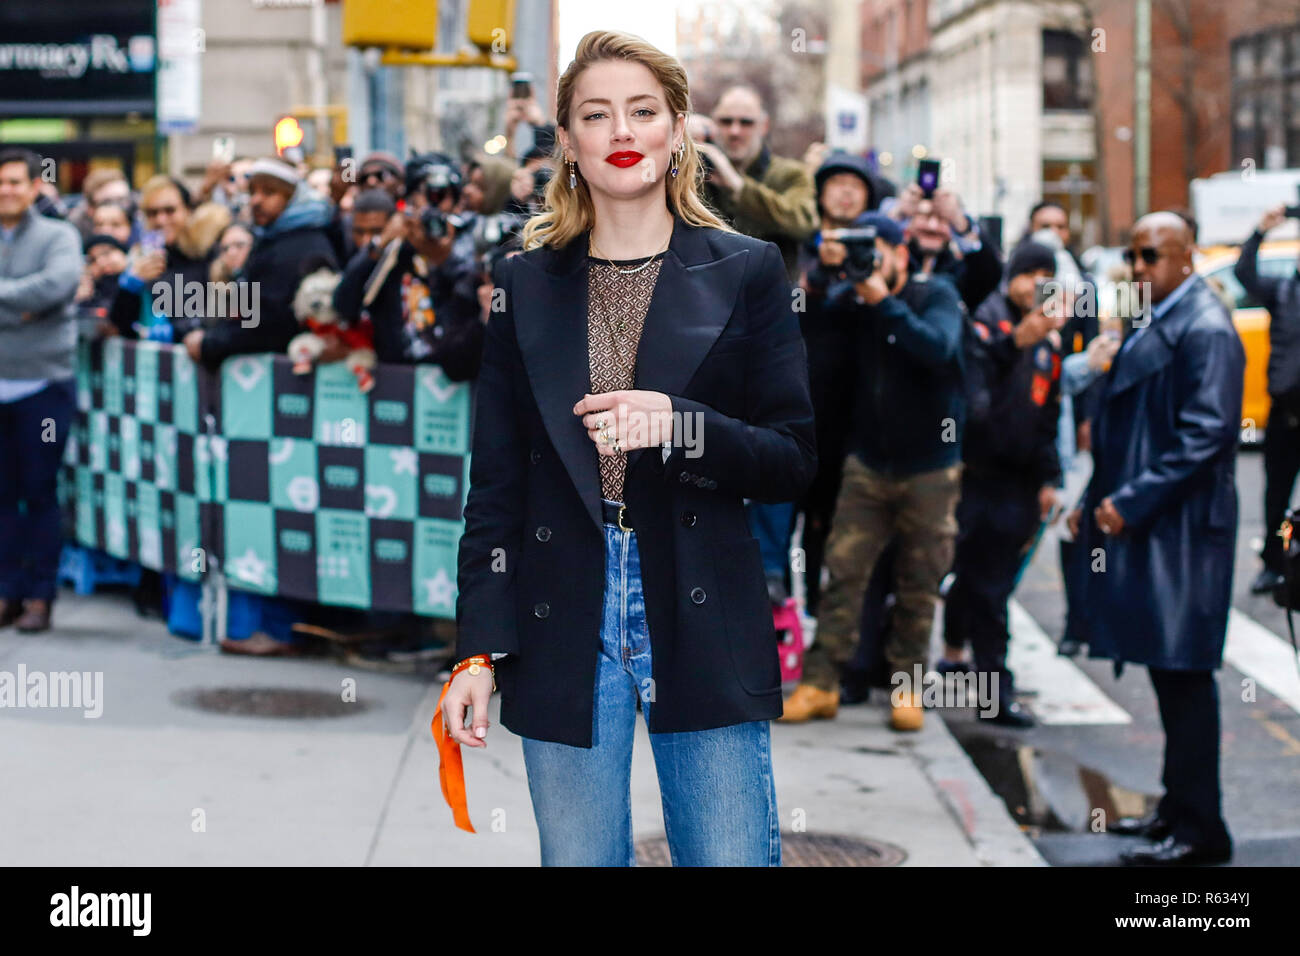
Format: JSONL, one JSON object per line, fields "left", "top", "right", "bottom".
{"left": 454, "top": 214, "right": 817, "bottom": 747}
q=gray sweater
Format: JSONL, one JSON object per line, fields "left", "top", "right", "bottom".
{"left": 0, "top": 206, "right": 82, "bottom": 381}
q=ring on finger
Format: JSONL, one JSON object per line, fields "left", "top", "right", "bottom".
{"left": 600, "top": 428, "right": 611, "bottom": 444}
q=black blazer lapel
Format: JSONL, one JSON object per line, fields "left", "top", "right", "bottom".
{"left": 627, "top": 218, "right": 749, "bottom": 474}
{"left": 513, "top": 235, "right": 603, "bottom": 533}
{"left": 512, "top": 215, "right": 751, "bottom": 532}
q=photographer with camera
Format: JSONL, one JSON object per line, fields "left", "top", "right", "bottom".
{"left": 1236, "top": 204, "right": 1300, "bottom": 594}
{"left": 332, "top": 155, "right": 485, "bottom": 379}
{"left": 940, "top": 241, "right": 1066, "bottom": 728}
{"left": 693, "top": 85, "right": 818, "bottom": 280}
{"left": 794, "top": 152, "right": 883, "bottom": 615}
{"left": 780, "top": 213, "right": 965, "bottom": 731}
{"left": 888, "top": 177, "right": 1003, "bottom": 315}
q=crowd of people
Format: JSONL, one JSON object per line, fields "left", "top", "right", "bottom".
{"left": 0, "top": 55, "right": 1276, "bottom": 865}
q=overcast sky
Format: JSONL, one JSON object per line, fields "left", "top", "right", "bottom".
{"left": 556, "top": 0, "right": 679, "bottom": 69}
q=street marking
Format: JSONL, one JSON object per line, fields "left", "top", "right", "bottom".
{"left": 1006, "top": 601, "right": 1132, "bottom": 725}
{"left": 1225, "top": 609, "right": 1300, "bottom": 715}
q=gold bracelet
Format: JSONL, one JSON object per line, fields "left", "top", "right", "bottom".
{"left": 451, "top": 655, "right": 496, "bottom": 692}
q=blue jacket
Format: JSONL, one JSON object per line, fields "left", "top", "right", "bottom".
{"left": 818, "top": 271, "right": 966, "bottom": 476}
{"left": 1080, "top": 276, "right": 1245, "bottom": 670}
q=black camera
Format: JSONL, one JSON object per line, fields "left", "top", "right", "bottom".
{"left": 405, "top": 152, "right": 462, "bottom": 207}
{"left": 829, "top": 225, "right": 880, "bottom": 282}
{"left": 531, "top": 165, "right": 553, "bottom": 204}
{"left": 472, "top": 212, "right": 525, "bottom": 258}
{"left": 419, "top": 206, "right": 468, "bottom": 241}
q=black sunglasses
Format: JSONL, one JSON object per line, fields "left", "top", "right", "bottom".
{"left": 715, "top": 116, "right": 757, "bottom": 128}
{"left": 1122, "top": 246, "right": 1164, "bottom": 266}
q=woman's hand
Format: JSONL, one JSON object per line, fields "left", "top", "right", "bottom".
{"left": 133, "top": 251, "right": 166, "bottom": 283}
{"left": 574, "top": 389, "right": 674, "bottom": 456}
{"left": 442, "top": 666, "right": 494, "bottom": 748}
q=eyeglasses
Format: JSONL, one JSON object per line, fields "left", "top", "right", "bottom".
{"left": 219, "top": 240, "right": 251, "bottom": 253}
{"left": 1122, "top": 246, "right": 1165, "bottom": 266}
{"left": 144, "top": 204, "right": 179, "bottom": 218}
{"left": 714, "top": 116, "right": 757, "bottom": 128}
{"left": 360, "top": 169, "right": 395, "bottom": 184}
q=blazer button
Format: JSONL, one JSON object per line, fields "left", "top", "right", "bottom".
{"left": 695, "top": 476, "right": 708, "bottom": 487}
{"left": 690, "top": 587, "right": 706, "bottom": 604}
{"left": 530, "top": 449, "right": 542, "bottom": 464}
{"left": 681, "top": 511, "right": 697, "bottom": 527}
{"left": 706, "top": 479, "right": 717, "bottom": 490}
{"left": 533, "top": 602, "right": 550, "bottom": 619}
{"left": 535, "top": 525, "right": 551, "bottom": 541}
{"left": 678, "top": 472, "right": 691, "bottom": 483}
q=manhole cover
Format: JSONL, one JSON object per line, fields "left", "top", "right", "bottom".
{"left": 634, "top": 832, "right": 906, "bottom": 867}
{"left": 172, "top": 686, "right": 371, "bottom": 718}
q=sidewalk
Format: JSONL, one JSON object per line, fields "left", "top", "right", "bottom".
{"left": 0, "top": 591, "right": 1042, "bottom": 866}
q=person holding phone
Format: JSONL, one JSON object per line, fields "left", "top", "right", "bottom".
{"left": 1235, "top": 203, "right": 1300, "bottom": 595}
{"left": 939, "top": 241, "right": 1066, "bottom": 727}
{"left": 888, "top": 176, "right": 1003, "bottom": 314}
{"left": 442, "top": 30, "right": 815, "bottom": 865}
{"left": 109, "top": 175, "right": 230, "bottom": 343}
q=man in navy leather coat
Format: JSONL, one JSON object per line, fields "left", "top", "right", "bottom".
{"left": 1070, "top": 212, "right": 1245, "bottom": 866}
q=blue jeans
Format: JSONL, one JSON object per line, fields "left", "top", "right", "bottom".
{"left": 520, "top": 499, "right": 781, "bottom": 866}
{"left": 746, "top": 500, "right": 794, "bottom": 579}
{"left": 0, "top": 378, "right": 76, "bottom": 601}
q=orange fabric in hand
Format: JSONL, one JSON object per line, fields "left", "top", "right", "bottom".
{"left": 432, "top": 678, "right": 475, "bottom": 833}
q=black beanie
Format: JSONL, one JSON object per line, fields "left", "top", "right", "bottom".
{"left": 1006, "top": 240, "right": 1057, "bottom": 280}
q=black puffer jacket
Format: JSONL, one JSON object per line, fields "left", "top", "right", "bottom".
{"left": 965, "top": 291, "right": 1062, "bottom": 487}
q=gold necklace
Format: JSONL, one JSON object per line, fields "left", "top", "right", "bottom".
{"left": 588, "top": 230, "right": 671, "bottom": 275}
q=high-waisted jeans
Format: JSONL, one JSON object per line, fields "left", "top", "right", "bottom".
{"left": 520, "top": 499, "right": 781, "bottom": 866}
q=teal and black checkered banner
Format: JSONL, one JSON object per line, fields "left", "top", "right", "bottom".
{"left": 64, "top": 339, "right": 471, "bottom": 619}
{"left": 66, "top": 338, "right": 207, "bottom": 583}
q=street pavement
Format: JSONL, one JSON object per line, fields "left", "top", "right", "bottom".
{"left": 10, "top": 451, "right": 1292, "bottom": 867}
{"left": 957, "top": 447, "right": 1300, "bottom": 866}
{"left": 0, "top": 589, "right": 1040, "bottom": 867}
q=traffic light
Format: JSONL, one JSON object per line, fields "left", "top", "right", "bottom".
{"left": 468, "top": 0, "right": 514, "bottom": 51}
{"left": 274, "top": 115, "right": 307, "bottom": 162}
{"left": 342, "top": 0, "right": 438, "bottom": 49}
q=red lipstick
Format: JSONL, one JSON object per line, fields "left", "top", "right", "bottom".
{"left": 605, "top": 151, "right": 644, "bottom": 168}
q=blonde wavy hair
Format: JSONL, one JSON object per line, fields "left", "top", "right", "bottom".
{"left": 521, "top": 30, "right": 731, "bottom": 251}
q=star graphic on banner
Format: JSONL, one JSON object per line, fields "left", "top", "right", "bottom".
{"left": 228, "top": 548, "right": 270, "bottom": 588}
{"left": 390, "top": 447, "right": 417, "bottom": 475}
{"left": 422, "top": 569, "right": 456, "bottom": 609}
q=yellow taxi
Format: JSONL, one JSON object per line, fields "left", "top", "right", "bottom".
{"left": 1196, "top": 240, "right": 1300, "bottom": 437}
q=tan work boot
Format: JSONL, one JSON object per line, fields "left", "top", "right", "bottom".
{"left": 890, "top": 691, "right": 924, "bottom": 732}
{"left": 777, "top": 684, "right": 840, "bottom": 723}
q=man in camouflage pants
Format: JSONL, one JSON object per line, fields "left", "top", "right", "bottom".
{"left": 780, "top": 213, "right": 967, "bottom": 731}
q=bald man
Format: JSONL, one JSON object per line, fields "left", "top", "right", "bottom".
{"left": 1068, "top": 212, "right": 1244, "bottom": 865}
{"left": 695, "top": 85, "right": 818, "bottom": 281}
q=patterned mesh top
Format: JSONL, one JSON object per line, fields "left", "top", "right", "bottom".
{"left": 586, "top": 249, "right": 667, "bottom": 503}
